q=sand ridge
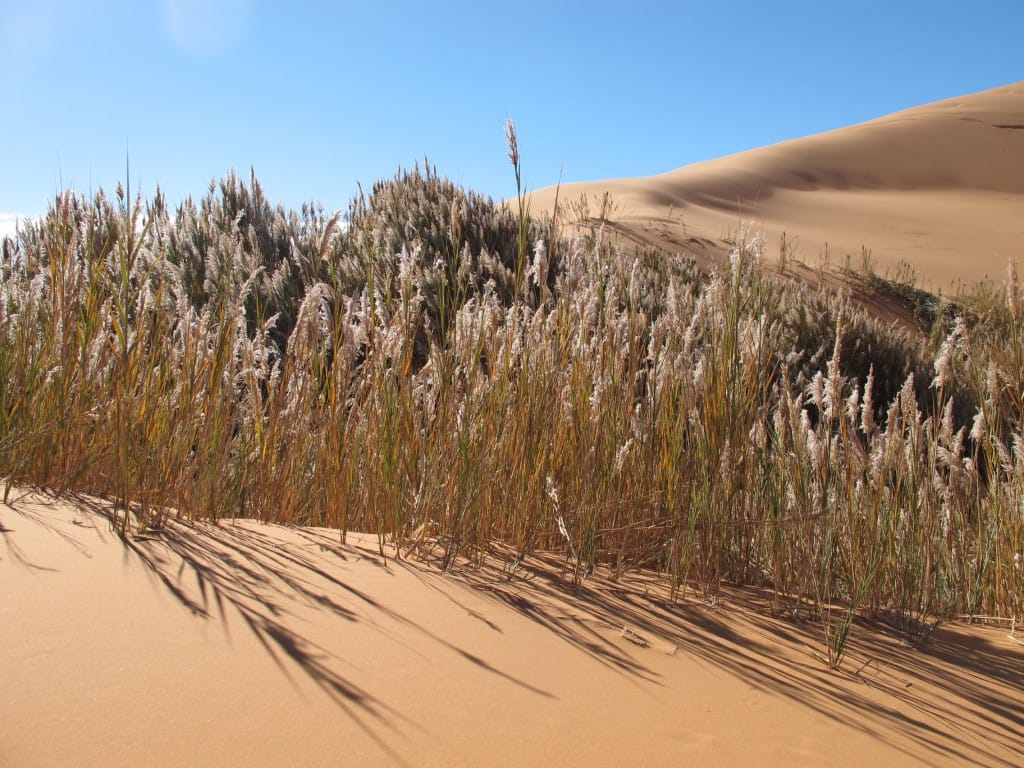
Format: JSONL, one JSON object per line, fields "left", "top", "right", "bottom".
{"left": 3, "top": 490, "right": 1022, "bottom": 767}
{"left": 529, "top": 82, "right": 1024, "bottom": 290}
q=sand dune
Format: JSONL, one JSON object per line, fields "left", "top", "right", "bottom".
{"left": 6, "top": 84, "right": 1024, "bottom": 767}
{"left": 3, "top": 490, "right": 1023, "bottom": 767}
{"left": 529, "top": 82, "right": 1024, "bottom": 289}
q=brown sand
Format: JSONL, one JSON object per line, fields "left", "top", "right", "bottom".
{"left": 528, "top": 82, "right": 1024, "bottom": 292}
{"left": 3, "top": 490, "right": 1022, "bottom": 767}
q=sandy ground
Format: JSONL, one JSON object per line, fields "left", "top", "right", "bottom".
{"left": 6, "top": 83, "right": 1024, "bottom": 767}
{"left": 528, "top": 82, "right": 1024, "bottom": 292}
{"left": 3, "top": 490, "right": 1022, "bottom": 767}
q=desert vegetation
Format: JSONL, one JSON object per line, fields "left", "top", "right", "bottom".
{"left": 1, "top": 144, "right": 1021, "bottom": 668}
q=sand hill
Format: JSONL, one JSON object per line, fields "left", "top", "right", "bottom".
{"left": 529, "top": 82, "right": 1024, "bottom": 290}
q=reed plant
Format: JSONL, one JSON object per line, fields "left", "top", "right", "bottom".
{"left": 2, "top": 157, "right": 1021, "bottom": 668}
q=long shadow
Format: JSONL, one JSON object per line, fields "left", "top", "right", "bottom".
{"left": 9, "top": 492, "right": 1022, "bottom": 766}
{"left": 1, "top": 491, "right": 91, "bottom": 568}
{"left": 440, "top": 548, "right": 1024, "bottom": 768}
{"left": 34, "top": 494, "right": 413, "bottom": 764}
{"left": 128, "top": 521, "right": 558, "bottom": 751}
{"left": 6, "top": 494, "right": 558, "bottom": 767}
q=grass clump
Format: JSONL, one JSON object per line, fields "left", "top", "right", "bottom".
{"left": 2, "top": 156, "right": 1022, "bottom": 669}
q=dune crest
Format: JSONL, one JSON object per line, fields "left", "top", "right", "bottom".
{"left": 530, "top": 82, "right": 1024, "bottom": 288}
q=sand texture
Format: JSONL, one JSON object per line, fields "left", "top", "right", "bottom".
{"left": 3, "top": 490, "right": 1022, "bottom": 767}
{"left": 529, "top": 82, "right": 1024, "bottom": 290}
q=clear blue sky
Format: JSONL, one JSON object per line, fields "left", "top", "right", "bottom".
{"left": 2, "top": 0, "right": 1022, "bottom": 232}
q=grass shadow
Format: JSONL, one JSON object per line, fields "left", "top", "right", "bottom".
{"left": 440, "top": 547, "right": 1024, "bottom": 768}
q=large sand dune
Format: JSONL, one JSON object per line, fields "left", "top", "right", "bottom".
{"left": 3, "top": 491, "right": 1022, "bottom": 766}
{"left": 529, "top": 82, "right": 1024, "bottom": 290}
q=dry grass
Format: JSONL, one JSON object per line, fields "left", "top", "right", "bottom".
{"left": 2, "top": 148, "right": 1021, "bottom": 668}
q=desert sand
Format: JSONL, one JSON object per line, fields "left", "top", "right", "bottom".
{"left": 2, "top": 489, "right": 1022, "bottom": 767}
{"left": 6, "top": 84, "right": 1024, "bottom": 767}
{"left": 529, "top": 82, "right": 1024, "bottom": 291}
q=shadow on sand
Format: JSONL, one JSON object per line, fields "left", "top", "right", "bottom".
{"left": 4, "top": 493, "right": 552, "bottom": 768}
{"left": 6, "top": 491, "right": 1021, "bottom": 767}
{"left": 424, "top": 545, "right": 1023, "bottom": 768}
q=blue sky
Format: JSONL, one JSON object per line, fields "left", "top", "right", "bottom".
{"left": 2, "top": 1, "right": 1022, "bottom": 234}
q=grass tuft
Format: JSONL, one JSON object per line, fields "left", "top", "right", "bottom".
{"left": 2, "top": 161, "right": 1021, "bottom": 669}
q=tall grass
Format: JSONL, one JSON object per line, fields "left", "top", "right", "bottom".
{"left": 1, "top": 159, "right": 1021, "bottom": 668}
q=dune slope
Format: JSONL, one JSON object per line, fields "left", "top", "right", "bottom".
{"left": 530, "top": 82, "right": 1024, "bottom": 289}
{"left": 3, "top": 491, "right": 1022, "bottom": 767}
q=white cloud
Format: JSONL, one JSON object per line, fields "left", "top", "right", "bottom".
{"left": 0, "top": 213, "right": 27, "bottom": 240}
